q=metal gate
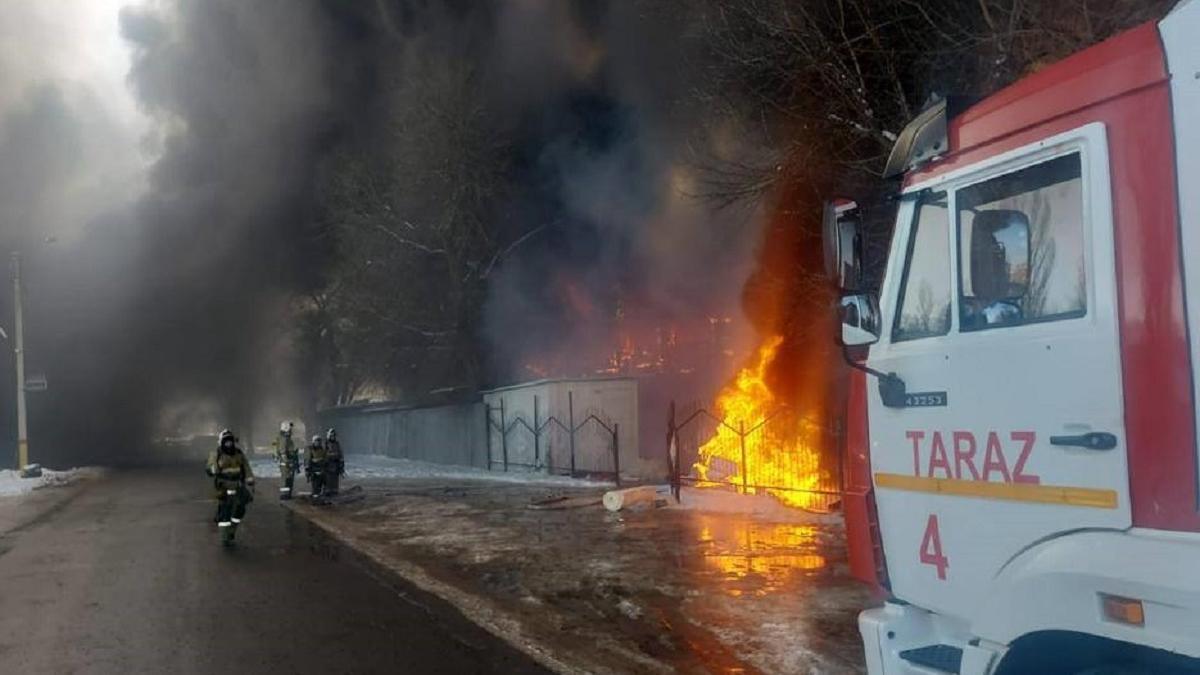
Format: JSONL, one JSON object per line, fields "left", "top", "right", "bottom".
{"left": 485, "top": 391, "right": 622, "bottom": 485}
{"left": 666, "top": 400, "right": 843, "bottom": 512}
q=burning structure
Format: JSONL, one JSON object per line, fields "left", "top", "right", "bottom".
{"left": 691, "top": 336, "right": 838, "bottom": 512}
{"left": 670, "top": 175, "right": 846, "bottom": 512}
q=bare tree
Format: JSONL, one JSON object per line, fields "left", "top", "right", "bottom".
{"left": 692, "top": 0, "right": 1171, "bottom": 204}
{"left": 300, "top": 51, "right": 542, "bottom": 408}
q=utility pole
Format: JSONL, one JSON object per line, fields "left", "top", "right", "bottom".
{"left": 12, "top": 252, "right": 27, "bottom": 470}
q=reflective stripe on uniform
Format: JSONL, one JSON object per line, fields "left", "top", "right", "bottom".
{"left": 218, "top": 521, "right": 232, "bottom": 527}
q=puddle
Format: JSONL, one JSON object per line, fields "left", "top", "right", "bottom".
{"left": 693, "top": 516, "right": 830, "bottom": 595}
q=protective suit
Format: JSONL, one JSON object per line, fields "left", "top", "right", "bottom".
{"left": 206, "top": 430, "right": 255, "bottom": 541}
{"left": 324, "top": 428, "right": 344, "bottom": 497}
{"left": 305, "top": 436, "right": 328, "bottom": 499}
{"left": 274, "top": 422, "right": 300, "bottom": 500}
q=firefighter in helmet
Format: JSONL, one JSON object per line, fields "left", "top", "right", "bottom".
{"left": 274, "top": 421, "right": 300, "bottom": 500}
{"left": 305, "top": 434, "right": 328, "bottom": 499}
{"left": 206, "top": 429, "right": 255, "bottom": 531}
{"left": 324, "top": 428, "right": 344, "bottom": 497}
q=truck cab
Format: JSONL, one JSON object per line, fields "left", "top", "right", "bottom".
{"left": 827, "top": 4, "right": 1200, "bottom": 673}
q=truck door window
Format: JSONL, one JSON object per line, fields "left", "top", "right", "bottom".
{"left": 958, "top": 153, "right": 1086, "bottom": 331}
{"left": 892, "top": 191, "right": 951, "bottom": 342}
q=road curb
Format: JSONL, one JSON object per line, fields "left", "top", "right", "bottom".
{"left": 280, "top": 495, "right": 590, "bottom": 675}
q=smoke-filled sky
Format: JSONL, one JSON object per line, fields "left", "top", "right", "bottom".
{"left": 479, "top": 1, "right": 759, "bottom": 377}
{"left": 0, "top": 0, "right": 761, "bottom": 466}
{"left": 0, "top": 0, "right": 151, "bottom": 464}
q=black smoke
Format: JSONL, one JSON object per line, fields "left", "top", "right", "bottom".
{"left": 0, "top": 0, "right": 759, "bottom": 467}
{"left": 0, "top": 1, "right": 353, "bottom": 464}
{"left": 478, "top": 1, "right": 760, "bottom": 381}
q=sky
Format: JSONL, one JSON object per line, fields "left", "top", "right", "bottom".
{"left": 0, "top": 0, "right": 149, "bottom": 246}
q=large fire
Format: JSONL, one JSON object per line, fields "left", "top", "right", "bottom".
{"left": 693, "top": 335, "right": 831, "bottom": 511}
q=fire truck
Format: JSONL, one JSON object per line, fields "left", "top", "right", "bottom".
{"left": 824, "top": 3, "right": 1200, "bottom": 673}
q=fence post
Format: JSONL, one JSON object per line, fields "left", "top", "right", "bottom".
{"left": 667, "top": 400, "right": 679, "bottom": 503}
{"left": 835, "top": 418, "right": 845, "bottom": 497}
{"left": 612, "top": 422, "right": 621, "bottom": 487}
{"left": 500, "top": 398, "right": 509, "bottom": 472}
{"left": 568, "top": 390, "right": 576, "bottom": 477}
{"left": 739, "top": 420, "right": 748, "bottom": 493}
{"left": 535, "top": 393, "right": 544, "bottom": 468}
{"left": 485, "top": 405, "right": 492, "bottom": 470}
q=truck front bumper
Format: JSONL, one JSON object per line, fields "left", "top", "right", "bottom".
{"left": 860, "top": 601, "right": 1003, "bottom": 675}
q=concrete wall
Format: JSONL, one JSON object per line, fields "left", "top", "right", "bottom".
{"left": 318, "top": 401, "right": 488, "bottom": 469}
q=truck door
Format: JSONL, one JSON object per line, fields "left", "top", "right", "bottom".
{"left": 866, "top": 123, "right": 1131, "bottom": 621}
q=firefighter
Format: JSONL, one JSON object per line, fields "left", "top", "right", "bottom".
{"left": 206, "top": 429, "right": 255, "bottom": 537}
{"left": 274, "top": 421, "right": 300, "bottom": 500}
{"left": 305, "top": 434, "right": 328, "bottom": 500}
{"left": 324, "top": 428, "right": 344, "bottom": 497}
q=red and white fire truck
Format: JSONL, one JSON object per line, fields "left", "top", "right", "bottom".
{"left": 825, "top": 3, "right": 1200, "bottom": 673}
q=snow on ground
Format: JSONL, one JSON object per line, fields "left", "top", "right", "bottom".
{"left": 668, "top": 485, "right": 844, "bottom": 525}
{"left": 0, "top": 467, "right": 102, "bottom": 497}
{"left": 251, "top": 453, "right": 614, "bottom": 488}
{"left": 253, "top": 453, "right": 839, "bottom": 524}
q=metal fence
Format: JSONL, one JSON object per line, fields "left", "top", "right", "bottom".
{"left": 319, "top": 400, "right": 488, "bottom": 468}
{"left": 665, "top": 400, "right": 843, "bottom": 513}
{"left": 486, "top": 391, "right": 622, "bottom": 485}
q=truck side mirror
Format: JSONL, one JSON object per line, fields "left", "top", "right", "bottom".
{"left": 839, "top": 293, "right": 881, "bottom": 346}
{"left": 823, "top": 198, "right": 863, "bottom": 291}
{"left": 966, "top": 209, "right": 1030, "bottom": 301}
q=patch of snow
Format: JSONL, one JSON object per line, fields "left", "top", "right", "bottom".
{"left": 616, "top": 598, "right": 643, "bottom": 620}
{"left": 251, "top": 453, "right": 613, "bottom": 488}
{"left": 0, "top": 467, "right": 101, "bottom": 497}
{"left": 667, "top": 486, "right": 843, "bottom": 525}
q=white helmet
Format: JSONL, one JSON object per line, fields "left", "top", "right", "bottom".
{"left": 280, "top": 421, "right": 293, "bottom": 434}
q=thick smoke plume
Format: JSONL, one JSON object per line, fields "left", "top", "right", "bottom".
{"left": 480, "top": 2, "right": 759, "bottom": 384}
{"left": 0, "top": 0, "right": 766, "bottom": 466}
{"left": 0, "top": 1, "right": 148, "bottom": 465}
{"left": 0, "top": 1, "right": 347, "bottom": 463}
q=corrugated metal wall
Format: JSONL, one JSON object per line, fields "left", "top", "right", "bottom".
{"left": 318, "top": 401, "right": 488, "bottom": 469}
{"left": 317, "top": 378, "right": 661, "bottom": 479}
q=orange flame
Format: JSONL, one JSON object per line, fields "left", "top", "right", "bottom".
{"left": 693, "top": 335, "right": 830, "bottom": 511}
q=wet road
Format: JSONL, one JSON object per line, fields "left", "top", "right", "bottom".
{"left": 0, "top": 469, "right": 548, "bottom": 675}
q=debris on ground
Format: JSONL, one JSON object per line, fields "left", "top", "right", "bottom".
{"left": 602, "top": 485, "right": 660, "bottom": 512}
{"left": 314, "top": 485, "right": 367, "bottom": 506}
{"left": 285, "top": 477, "right": 871, "bottom": 674}
{"left": 526, "top": 494, "right": 603, "bottom": 510}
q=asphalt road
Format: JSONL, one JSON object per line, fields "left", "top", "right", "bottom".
{"left": 0, "top": 468, "right": 549, "bottom": 675}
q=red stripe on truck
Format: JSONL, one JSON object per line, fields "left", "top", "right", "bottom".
{"left": 1108, "top": 61, "right": 1200, "bottom": 532}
